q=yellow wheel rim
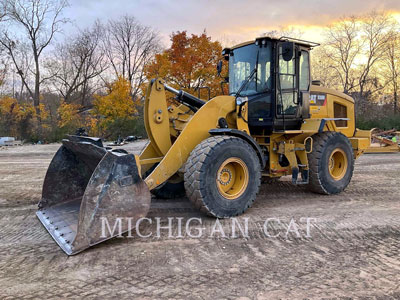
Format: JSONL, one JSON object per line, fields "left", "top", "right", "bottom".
{"left": 216, "top": 157, "right": 249, "bottom": 200}
{"left": 328, "top": 148, "right": 348, "bottom": 180}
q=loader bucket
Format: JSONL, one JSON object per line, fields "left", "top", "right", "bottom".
{"left": 36, "top": 136, "right": 151, "bottom": 255}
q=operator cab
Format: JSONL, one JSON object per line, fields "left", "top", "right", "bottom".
{"left": 222, "top": 36, "right": 319, "bottom": 134}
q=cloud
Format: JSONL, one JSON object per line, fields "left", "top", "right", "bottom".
{"left": 64, "top": 0, "right": 400, "bottom": 45}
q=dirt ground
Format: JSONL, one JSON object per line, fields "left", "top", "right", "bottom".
{"left": 0, "top": 141, "right": 399, "bottom": 299}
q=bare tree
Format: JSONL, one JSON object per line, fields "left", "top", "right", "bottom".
{"left": 319, "top": 11, "right": 396, "bottom": 116}
{"left": 102, "top": 15, "right": 161, "bottom": 99}
{"left": 381, "top": 30, "right": 400, "bottom": 113}
{"left": 0, "top": 11, "right": 9, "bottom": 91}
{"left": 324, "top": 16, "right": 361, "bottom": 95}
{"left": 311, "top": 45, "right": 340, "bottom": 89}
{"left": 49, "top": 22, "right": 107, "bottom": 106}
{"left": 0, "top": 0, "right": 68, "bottom": 114}
{"left": 357, "top": 11, "right": 395, "bottom": 99}
{"left": 8, "top": 41, "right": 32, "bottom": 99}
{"left": 262, "top": 26, "right": 304, "bottom": 39}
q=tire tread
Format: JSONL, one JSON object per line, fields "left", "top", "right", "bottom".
{"left": 307, "top": 132, "right": 354, "bottom": 194}
{"left": 184, "top": 136, "right": 261, "bottom": 217}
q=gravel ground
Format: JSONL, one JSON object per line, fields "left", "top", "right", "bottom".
{"left": 0, "top": 141, "right": 399, "bottom": 299}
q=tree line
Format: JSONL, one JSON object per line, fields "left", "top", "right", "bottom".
{"left": 312, "top": 11, "right": 400, "bottom": 129}
{"left": 0, "top": 1, "right": 399, "bottom": 142}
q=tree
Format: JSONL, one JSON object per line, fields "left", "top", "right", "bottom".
{"left": 357, "top": 11, "right": 394, "bottom": 99}
{"left": 324, "top": 16, "right": 361, "bottom": 94}
{"left": 49, "top": 21, "right": 106, "bottom": 106}
{"left": 92, "top": 76, "right": 140, "bottom": 138}
{"left": 0, "top": 96, "right": 20, "bottom": 136}
{"left": 381, "top": 30, "right": 400, "bottom": 114}
{"left": 311, "top": 46, "right": 340, "bottom": 89}
{"left": 102, "top": 15, "right": 161, "bottom": 100}
{"left": 0, "top": 95, "right": 48, "bottom": 139}
{"left": 0, "top": 0, "right": 68, "bottom": 115}
{"left": 57, "top": 100, "right": 83, "bottom": 131}
{"left": 320, "top": 12, "right": 394, "bottom": 114}
{"left": 144, "top": 31, "right": 224, "bottom": 99}
{"left": 262, "top": 26, "right": 304, "bottom": 39}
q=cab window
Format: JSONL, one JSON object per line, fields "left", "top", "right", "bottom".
{"left": 278, "top": 45, "right": 297, "bottom": 115}
{"left": 299, "top": 51, "right": 310, "bottom": 91}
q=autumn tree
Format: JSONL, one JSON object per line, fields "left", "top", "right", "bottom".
{"left": 0, "top": 96, "right": 20, "bottom": 136}
{"left": 92, "top": 76, "right": 141, "bottom": 139}
{"left": 57, "top": 100, "right": 83, "bottom": 132}
{"left": 0, "top": 95, "right": 48, "bottom": 140}
{"left": 144, "top": 31, "right": 224, "bottom": 99}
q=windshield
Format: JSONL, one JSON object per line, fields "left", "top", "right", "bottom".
{"left": 229, "top": 43, "right": 272, "bottom": 96}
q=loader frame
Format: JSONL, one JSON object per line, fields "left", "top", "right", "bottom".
{"left": 140, "top": 78, "right": 371, "bottom": 189}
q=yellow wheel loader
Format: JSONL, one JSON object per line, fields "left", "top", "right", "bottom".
{"left": 37, "top": 36, "right": 371, "bottom": 255}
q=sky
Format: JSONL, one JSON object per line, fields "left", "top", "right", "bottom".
{"left": 60, "top": 0, "right": 400, "bottom": 47}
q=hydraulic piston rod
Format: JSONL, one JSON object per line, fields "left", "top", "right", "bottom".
{"left": 163, "top": 83, "right": 206, "bottom": 109}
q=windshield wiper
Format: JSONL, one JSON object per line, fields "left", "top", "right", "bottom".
{"left": 235, "top": 67, "right": 257, "bottom": 98}
{"left": 235, "top": 49, "right": 259, "bottom": 98}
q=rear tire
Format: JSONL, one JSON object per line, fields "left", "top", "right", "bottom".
{"left": 307, "top": 132, "right": 354, "bottom": 194}
{"left": 184, "top": 136, "right": 261, "bottom": 218}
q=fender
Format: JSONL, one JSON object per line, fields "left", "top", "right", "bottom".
{"left": 209, "top": 128, "right": 266, "bottom": 168}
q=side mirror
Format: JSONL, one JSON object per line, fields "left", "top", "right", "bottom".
{"left": 282, "top": 42, "right": 294, "bottom": 61}
{"left": 217, "top": 60, "right": 223, "bottom": 76}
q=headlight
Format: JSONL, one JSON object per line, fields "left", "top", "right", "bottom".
{"left": 236, "top": 97, "right": 248, "bottom": 105}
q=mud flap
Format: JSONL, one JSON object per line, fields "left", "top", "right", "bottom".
{"left": 36, "top": 136, "right": 151, "bottom": 255}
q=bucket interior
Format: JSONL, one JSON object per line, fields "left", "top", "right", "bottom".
{"left": 37, "top": 136, "right": 151, "bottom": 255}
{"left": 36, "top": 198, "right": 82, "bottom": 254}
{"left": 37, "top": 138, "right": 106, "bottom": 254}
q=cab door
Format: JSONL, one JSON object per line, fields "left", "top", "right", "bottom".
{"left": 275, "top": 43, "right": 311, "bottom": 129}
{"left": 276, "top": 43, "right": 298, "bottom": 118}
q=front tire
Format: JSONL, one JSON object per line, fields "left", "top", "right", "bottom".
{"left": 151, "top": 177, "right": 186, "bottom": 199}
{"left": 307, "top": 132, "right": 354, "bottom": 194}
{"left": 184, "top": 136, "right": 261, "bottom": 217}
{"left": 144, "top": 164, "right": 186, "bottom": 199}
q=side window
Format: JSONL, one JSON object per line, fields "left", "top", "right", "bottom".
{"left": 299, "top": 51, "right": 310, "bottom": 91}
{"left": 334, "top": 102, "right": 348, "bottom": 127}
